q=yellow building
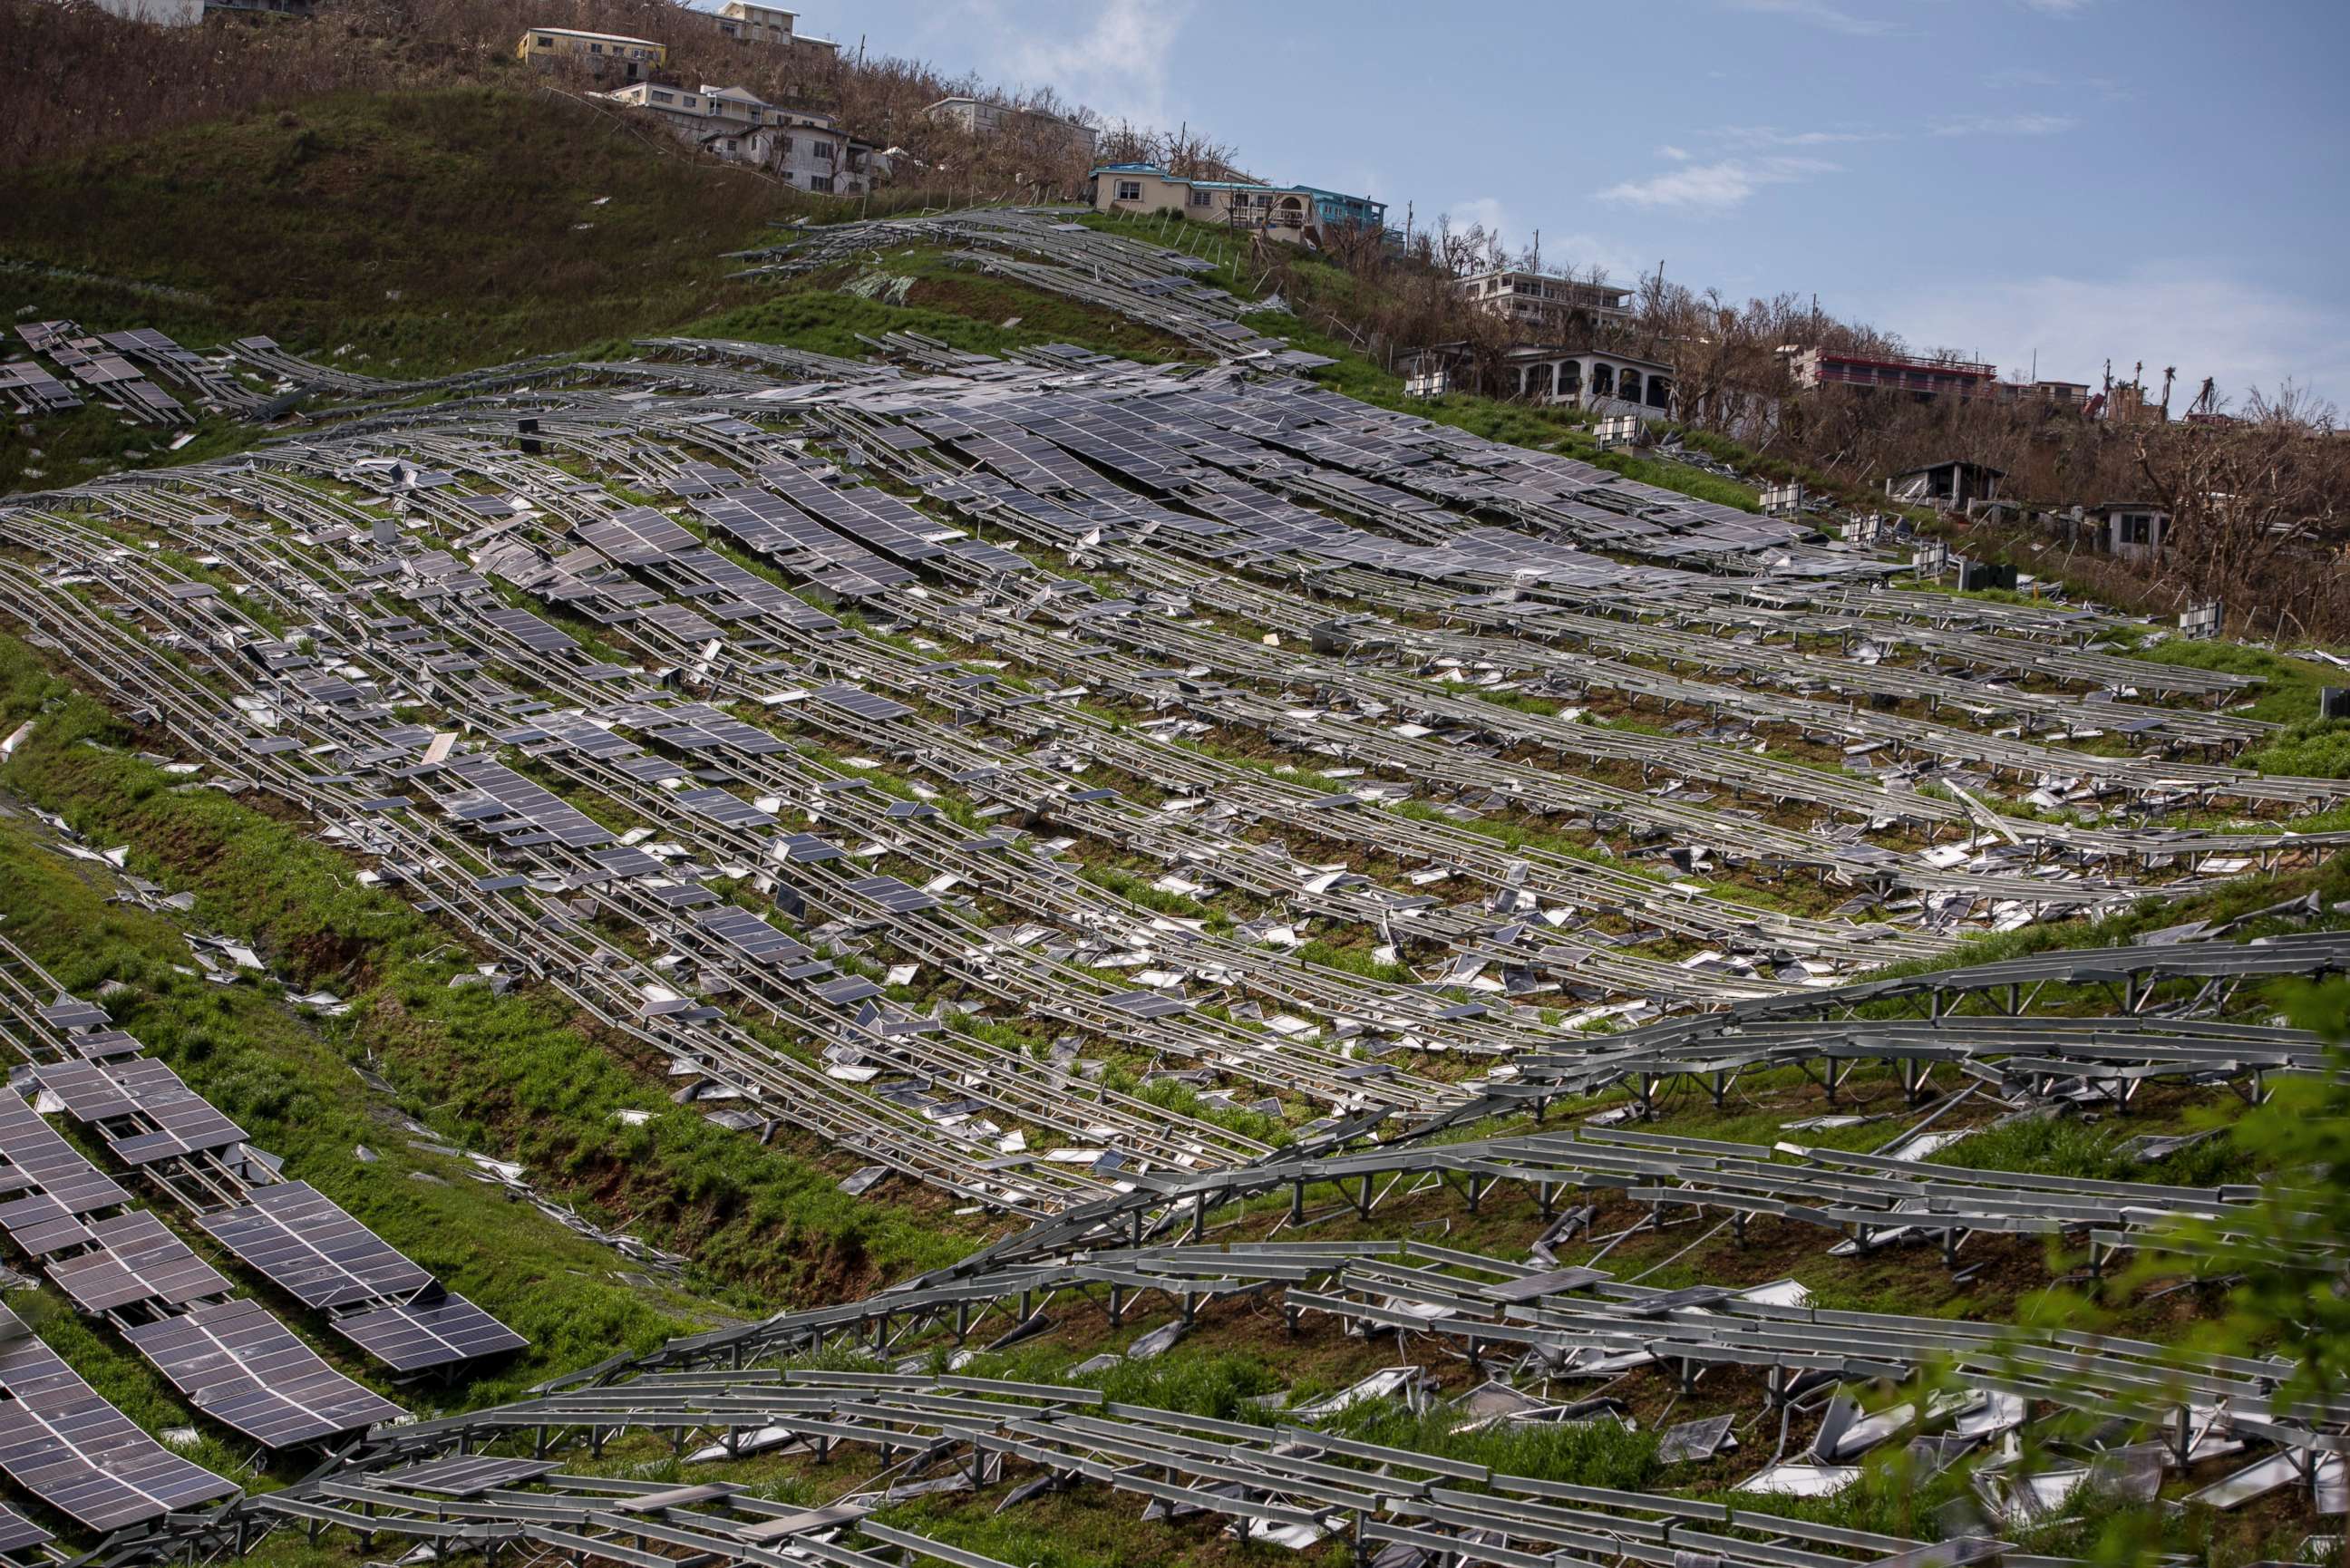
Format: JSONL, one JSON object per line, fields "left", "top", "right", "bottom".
{"left": 518, "top": 26, "right": 667, "bottom": 82}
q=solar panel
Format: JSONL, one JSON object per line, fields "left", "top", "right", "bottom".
{"left": 778, "top": 832, "right": 846, "bottom": 863}
{"left": 1106, "top": 990, "right": 1190, "bottom": 1020}
{"left": 370, "top": 1453, "right": 559, "bottom": 1498}
{"left": 47, "top": 1211, "right": 232, "bottom": 1312}
{"left": 478, "top": 604, "right": 578, "bottom": 653}
{"left": 576, "top": 508, "right": 700, "bottom": 566}
{"left": 0, "top": 1502, "right": 50, "bottom": 1555}
{"left": 0, "top": 1303, "right": 239, "bottom": 1531}
{"left": 813, "top": 683, "right": 915, "bottom": 723}
{"left": 842, "top": 875, "right": 939, "bottom": 915}
{"left": 195, "top": 1181, "right": 432, "bottom": 1310}
{"left": 0, "top": 1097, "right": 133, "bottom": 1229}
{"left": 36, "top": 1058, "right": 248, "bottom": 1166}
{"left": 122, "top": 1298, "right": 404, "bottom": 1447}
{"left": 693, "top": 905, "right": 811, "bottom": 965}
{"left": 332, "top": 1292, "right": 528, "bottom": 1371}
{"left": 672, "top": 787, "right": 777, "bottom": 829}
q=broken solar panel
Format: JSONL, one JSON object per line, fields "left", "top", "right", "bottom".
{"left": 843, "top": 875, "right": 938, "bottom": 915}
{"left": 0, "top": 1303, "right": 238, "bottom": 1530}
{"left": 813, "top": 683, "right": 914, "bottom": 723}
{"left": 577, "top": 508, "right": 699, "bottom": 566}
{"left": 332, "top": 1292, "right": 527, "bottom": 1371}
{"left": 694, "top": 905, "right": 811, "bottom": 965}
{"left": 438, "top": 759, "right": 616, "bottom": 848}
{"left": 371, "top": 1454, "right": 559, "bottom": 1498}
{"left": 123, "top": 1298, "right": 403, "bottom": 1447}
{"left": 196, "top": 1180, "right": 433, "bottom": 1310}
{"left": 477, "top": 603, "right": 578, "bottom": 653}
{"left": 672, "top": 787, "right": 777, "bottom": 829}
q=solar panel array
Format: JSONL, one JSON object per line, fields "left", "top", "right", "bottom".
{"left": 46, "top": 1211, "right": 229, "bottom": 1313}
{"left": 36, "top": 1058, "right": 248, "bottom": 1166}
{"left": 196, "top": 1181, "right": 433, "bottom": 1312}
{"left": 122, "top": 1298, "right": 403, "bottom": 1447}
{"left": 330, "top": 1294, "right": 528, "bottom": 1372}
{"left": 0, "top": 1303, "right": 239, "bottom": 1531}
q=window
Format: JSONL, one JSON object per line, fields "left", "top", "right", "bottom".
{"left": 811, "top": 174, "right": 833, "bottom": 192}
{"left": 651, "top": 90, "right": 673, "bottom": 103}
{"left": 588, "top": 42, "right": 602, "bottom": 53}
{"left": 535, "top": 34, "right": 553, "bottom": 46}
{"left": 812, "top": 139, "right": 833, "bottom": 159}
{"left": 1188, "top": 188, "right": 1212, "bottom": 206}
{"left": 1115, "top": 179, "right": 1142, "bottom": 201}
{"left": 682, "top": 95, "right": 697, "bottom": 108}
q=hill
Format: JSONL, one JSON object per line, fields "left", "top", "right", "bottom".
{"left": 1, "top": 85, "right": 794, "bottom": 375}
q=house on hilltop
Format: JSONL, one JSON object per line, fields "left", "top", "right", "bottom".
{"left": 604, "top": 82, "right": 873, "bottom": 192}
{"left": 927, "top": 97, "right": 1100, "bottom": 163}
{"left": 1402, "top": 341, "right": 1675, "bottom": 414}
{"left": 1457, "top": 268, "right": 1635, "bottom": 339}
{"left": 708, "top": 3, "right": 838, "bottom": 53}
{"left": 519, "top": 26, "right": 666, "bottom": 82}
{"left": 1088, "top": 163, "right": 1387, "bottom": 247}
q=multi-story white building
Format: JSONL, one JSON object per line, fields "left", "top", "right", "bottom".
{"left": 1457, "top": 268, "right": 1635, "bottom": 335}
{"left": 605, "top": 82, "right": 871, "bottom": 192}
{"left": 926, "top": 97, "right": 1099, "bottom": 162}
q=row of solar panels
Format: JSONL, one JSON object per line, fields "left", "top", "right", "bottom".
{"left": 0, "top": 968, "right": 527, "bottom": 1533}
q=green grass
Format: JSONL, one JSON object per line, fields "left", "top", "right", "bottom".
{"left": 1928, "top": 1114, "right": 2253, "bottom": 1186}
{"left": 2243, "top": 717, "right": 2350, "bottom": 777}
{"left": 2123, "top": 638, "right": 2339, "bottom": 724}
{"left": 1322, "top": 1396, "right": 1662, "bottom": 1491}
{"left": 0, "top": 84, "right": 793, "bottom": 375}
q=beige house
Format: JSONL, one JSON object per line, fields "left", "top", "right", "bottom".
{"left": 710, "top": 3, "right": 838, "bottom": 52}
{"left": 605, "top": 82, "right": 872, "bottom": 192}
{"left": 518, "top": 26, "right": 666, "bottom": 82}
{"left": 1089, "top": 163, "right": 1387, "bottom": 246}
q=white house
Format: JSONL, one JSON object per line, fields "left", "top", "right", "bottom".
{"left": 2096, "top": 499, "right": 2170, "bottom": 562}
{"left": 1456, "top": 268, "right": 1634, "bottom": 337}
{"left": 605, "top": 82, "right": 872, "bottom": 191}
{"left": 1400, "top": 342, "right": 1675, "bottom": 413}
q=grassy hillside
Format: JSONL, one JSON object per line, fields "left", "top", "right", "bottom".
{"left": 0, "top": 85, "right": 796, "bottom": 374}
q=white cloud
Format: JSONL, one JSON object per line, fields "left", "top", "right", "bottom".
{"left": 1723, "top": 0, "right": 1897, "bottom": 35}
{"left": 1719, "top": 123, "right": 1895, "bottom": 149}
{"left": 991, "top": 0, "right": 1193, "bottom": 130}
{"left": 2016, "top": 0, "right": 2095, "bottom": 15}
{"left": 1657, "top": 144, "right": 1694, "bottom": 162}
{"left": 1930, "top": 112, "right": 2078, "bottom": 137}
{"left": 1597, "top": 156, "right": 1840, "bottom": 213}
{"left": 1863, "top": 263, "right": 2350, "bottom": 411}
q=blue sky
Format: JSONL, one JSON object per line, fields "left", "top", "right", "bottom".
{"left": 761, "top": 0, "right": 2348, "bottom": 411}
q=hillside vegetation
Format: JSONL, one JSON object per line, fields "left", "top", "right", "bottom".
{"left": 2, "top": 86, "right": 791, "bottom": 373}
